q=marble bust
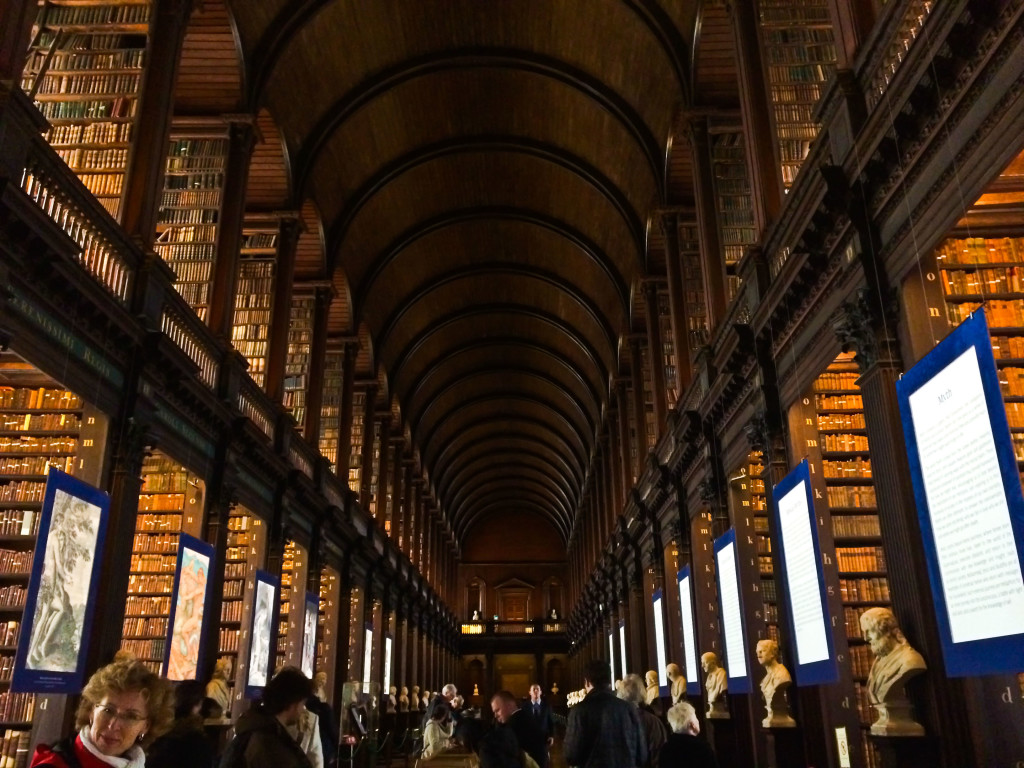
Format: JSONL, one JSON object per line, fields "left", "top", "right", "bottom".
{"left": 701, "top": 651, "right": 728, "bottom": 718}
{"left": 860, "top": 607, "right": 927, "bottom": 736}
{"left": 398, "top": 685, "right": 410, "bottom": 711}
{"left": 756, "top": 639, "right": 795, "bottom": 728}
{"left": 644, "top": 669, "right": 660, "bottom": 706}
{"left": 666, "top": 662, "right": 686, "bottom": 704}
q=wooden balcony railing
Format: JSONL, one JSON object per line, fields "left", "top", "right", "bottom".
{"left": 238, "top": 376, "right": 275, "bottom": 440}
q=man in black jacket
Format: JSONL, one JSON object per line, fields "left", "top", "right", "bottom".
{"left": 491, "top": 689, "right": 548, "bottom": 768}
{"left": 524, "top": 684, "right": 554, "bottom": 747}
{"left": 564, "top": 659, "right": 646, "bottom": 768}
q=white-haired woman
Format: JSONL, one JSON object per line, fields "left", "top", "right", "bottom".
{"left": 659, "top": 701, "right": 718, "bottom": 768}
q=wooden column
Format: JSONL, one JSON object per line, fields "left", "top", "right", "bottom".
{"left": 616, "top": 380, "right": 634, "bottom": 492}
{"left": 604, "top": 432, "right": 620, "bottom": 529}
{"left": 207, "top": 119, "right": 255, "bottom": 339}
{"left": 119, "top": 0, "right": 192, "bottom": 245}
{"left": 303, "top": 284, "right": 334, "bottom": 442}
{"left": 359, "top": 382, "right": 378, "bottom": 510}
{"left": 375, "top": 415, "right": 392, "bottom": 526}
{"left": 336, "top": 340, "right": 358, "bottom": 477}
{"left": 826, "top": 0, "right": 877, "bottom": 68}
{"left": 629, "top": 338, "right": 648, "bottom": 477}
{"left": 264, "top": 216, "right": 302, "bottom": 403}
{"left": 643, "top": 280, "right": 668, "bottom": 432}
{"left": 726, "top": 0, "right": 782, "bottom": 232}
{"left": 389, "top": 435, "right": 405, "bottom": 542}
{"left": 685, "top": 115, "right": 728, "bottom": 332}
{"left": 0, "top": 0, "right": 36, "bottom": 83}
{"left": 661, "top": 212, "right": 693, "bottom": 393}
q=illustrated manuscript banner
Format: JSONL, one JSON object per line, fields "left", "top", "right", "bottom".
{"left": 14, "top": 469, "right": 109, "bottom": 694}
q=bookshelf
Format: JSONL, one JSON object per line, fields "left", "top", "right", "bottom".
{"left": 348, "top": 389, "right": 366, "bottom": 493}
{"left": 219, "top": 506, "right": 265, "bottom": 719}
{"left": 347, "top": 585, "right": 364, "bottom": 682}
{"left": 657, "top": 288, "right": 678, "bottom": 405}
{"left": 20, "top": 1, "right": 151, "bottom": 220}
{"left": 318, "top": 349, "right": 344, "bottom": 467}
{"left": 938, "top": 237, "right": 1024, "bottom": 482}
{"left": 0, "top": 355, "right": 106, "bottom": 757}
{"left": 748, "top": 452, "right": 778, "bottom": 641}
{"left": 640, "top": 345, "right": 656, "bottom": 452}
{"left": 121, "top": 452, "right": 204, "bottom": 673}
{"left": 232, "top": 226, "right": 278, "bottom": 388}
{"left": 679, "top": 220, "right": 708, "bottom": 351}
{"left": 367, "top": 420, "right": 381, "bottom": 520}
{"left": 809, "top": 353, "right": 886, "bottom": 768}
{"left": 154, "top": 131, "right": 229, "bottom": 321}
{"left": 710, "top": 127, "right": 756, "bottom": 300}
{"left": 277, "top": 540, "right": 309, "bottom": 672}
{"left": 317, "top": 566, "right": 340, "bottom": 704}
{"left": 284, "top": 297, "right": 314, "bottom": 428}
{"left": 757, "top": 0, "right": 837, "bottom": 190}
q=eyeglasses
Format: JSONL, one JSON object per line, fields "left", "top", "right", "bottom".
{"left": 94, "top": 704, "right": 147, "bottom": 726}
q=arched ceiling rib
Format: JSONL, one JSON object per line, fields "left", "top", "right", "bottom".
{"left": 222, "top": 0, "right": 721, "bottom": 552}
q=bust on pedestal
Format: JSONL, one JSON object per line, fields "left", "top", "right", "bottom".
{"left": 860, "top": 607, "right": 927, "bottom": 736}
{"left": 666, "top": 662, "right": 686, "bottom": 704}
{"left": 644, "top": 669, "right": 660, "bottom": 706}
{"left": 398, "top": 685, "right": 410, "bottom": 711}
{"left": 756, "top": 639, "right": 795, "bottom": 728}
{"left": 701, "top": 652, "right": 729, "bottom": 719}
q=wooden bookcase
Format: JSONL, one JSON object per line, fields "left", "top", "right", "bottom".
{"left": 709, "top": 125, "right": 755, "bottom": 301}
{"left": 367, "top": 420, "right": 381, "bottom": 520}
{"left": 283, "top": 297, "right": 314, "bottom": 428}
{"left": 121, "top": 452, "right": 204, "bottom": 673}
{"left": 317, "top": 566, "right": 340, "bottom": 704}
{"left": 232, "top": 224, "right": 278, "bottom": 388}
{"left": 154, "top": 128, "right": 229, "bottom": 321}
{"left": 656, "top": 288, "right": 678, "bottom": 405}
{"left": 0, "top": 355, "right": 105, "bottom": 761}
{"left": 809, "top": 354, "right": 885, "bottom": 768}
{"left": 756, "top": 0, "right": 837, "bottom": 190}
{"left": 318, "top": 349, "right": 343, "bottom": 467}
{"left": 348, "top": 389, "right": 366, "bottom": 493}
{"left": 276, "top": 540, "right": 307, "bottom": 671}
{"left": 20, "top": 0, "right": 151, "bottom": 221}
{"left": 748, "top": 452, "right": 777, "bottom": 641}
{"left": 679, "top": 219, "right": 708, "bottom": 351}
{"left": 640, "top": 346, "right": 656, "bottom": 453}
{"left": 219, "top": 506, "right": 264, "bottom": 719}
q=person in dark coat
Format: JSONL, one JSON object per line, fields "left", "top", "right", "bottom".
{"left": 491, "top": 690, "right": 547, "bottom": 768}
{"left": 223, "top": 667, "right": 314, "bottom": 768}
{"left": 659, "top": 701, "right": 718, "bottom": 768}
{"left": 523, "top": 684, "right": 554, "bottom": 746}
{"left": 563, "top": 659, "right": 647, "bottom": 768}
{"left": 147, "top": 680, "right": 217, "bottom": 768}
{"left": 618, "top": 674, "right": 667, "bottom": 768}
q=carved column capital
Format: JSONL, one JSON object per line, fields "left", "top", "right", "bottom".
{"left": 831, "top": 286, "right": 900, "bottom": 370}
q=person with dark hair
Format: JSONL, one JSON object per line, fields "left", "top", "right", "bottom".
{"left": 421, "top": 702, "right": 454, "bottom": 759}
{"left": 146, "top": 680, "right": 217, "bottom": 768}
{"left": 30, "top": 658, "right": 175, "bottom": 768}
{"left": 222, "top": 667, "right": 314, "bottom": 768}
{"left": 451, "top": 718, "right": 520, "bottom": 768}
{"left": 563, "top": 659, "right": 646, "bottom": 768}
{"left": 490, "top": 690, "right": 546, "bottom": 768}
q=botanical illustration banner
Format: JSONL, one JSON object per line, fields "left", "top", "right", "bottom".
{"left": 14, "top": 469, "right": 109, "bottom": 693}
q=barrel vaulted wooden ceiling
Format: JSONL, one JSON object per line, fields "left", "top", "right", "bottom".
{"left": 187, "top": 0, "right": 740, "bottom": 553}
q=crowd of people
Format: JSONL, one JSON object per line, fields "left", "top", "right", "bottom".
{"left": 25, "top": 655, "right": 715, "bottom": 768}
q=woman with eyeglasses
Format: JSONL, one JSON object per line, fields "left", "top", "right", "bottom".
{"left": 30, "top": 658, "right": 174, "bottom": 768}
